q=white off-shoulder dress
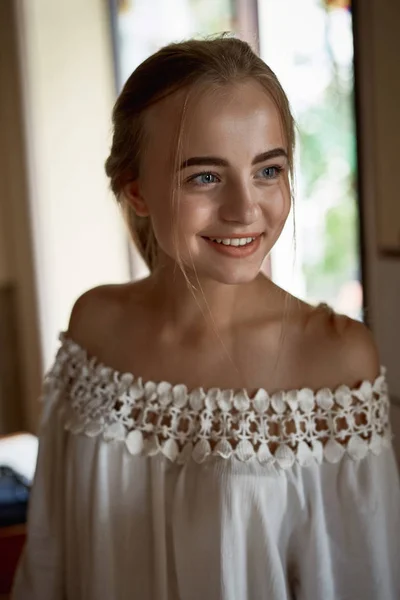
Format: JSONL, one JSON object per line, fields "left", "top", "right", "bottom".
{"left": 12, "top": 333, "right": 400, "bottom": 600}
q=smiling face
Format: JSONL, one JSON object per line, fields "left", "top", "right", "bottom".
{"left": 128, "top": 79, "right": 291, "bottom": 285}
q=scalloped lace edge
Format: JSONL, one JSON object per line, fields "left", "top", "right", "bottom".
{"left": 57, "top": 332, "right": 387, "bottom": 403}
{"left": 42, "top": 333, "right": 393, "bottom": 469}
{"left": 60, "top": 404, "right": 393, "bottom": 468}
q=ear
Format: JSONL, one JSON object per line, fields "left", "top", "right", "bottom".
{"left": 123, "top": 181, "right": 150, "bottom": 217}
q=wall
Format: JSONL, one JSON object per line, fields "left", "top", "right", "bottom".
{"left": 13, "top": 0, "right": 131, "bottom": 429}
{"left": 355, "top": 0, "right": 400, "bottom": 459}
{"left": 16, "top": 0, "right": 131, "bottom": 370}
{"left": 0, "top": 198, "right": 11, "bottom": 288}
{"left": 0, "top": 1, "right": 42, "bottom": 433}
{"left": 0, "top": 0, "right": 131, "bottom": 432}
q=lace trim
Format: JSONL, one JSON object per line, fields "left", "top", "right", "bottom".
{"left": 45, "top": 333, "right": 392, "bottom": 468}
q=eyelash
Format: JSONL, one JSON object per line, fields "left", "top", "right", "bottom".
{"left": 185, "top": 166, "right": 284, "bottom": 187}
{"left": 186, "top": 171, "right": 220, "bottom": 186}
{"left": 258, "top": 165, "right": 284, "bottom": 180}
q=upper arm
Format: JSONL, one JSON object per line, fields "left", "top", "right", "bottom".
{"left": 11, "top": 374, "right": 67, "bottom": 598}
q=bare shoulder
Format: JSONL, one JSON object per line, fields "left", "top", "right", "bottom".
{"left": 334, "top": 311, "right": 380, "bottom": 383}
{"left": 307, "top": 303, "right": 380, "bottom": 388}
{"left": 66, "top": 282, "right": 139, "bottom": 356}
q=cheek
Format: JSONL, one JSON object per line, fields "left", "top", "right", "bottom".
{"left": 265, "top": 182, "right": 291, "bottom": 228}
{"left": 142, "top": 175, "right": 174, "bottom": 240}
{"left": 147, "top": 190, "right": 214, "bottom": 256}
{"left": 176, "top": 197, "right": 214, "bottom": 234}
{"left": 164, "top": 190, "right": 216, "bottom": 247}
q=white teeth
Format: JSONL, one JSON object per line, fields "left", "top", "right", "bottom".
{"left": 207, "top": 236, "right": 257, "bottom": 246}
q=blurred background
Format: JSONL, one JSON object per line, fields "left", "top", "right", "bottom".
{"left": 0, "top": 0, "right": 399, "bottom": 592}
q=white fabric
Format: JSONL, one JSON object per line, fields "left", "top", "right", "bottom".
{"left": 0, "top": 433, "right": 38, "bottom": 482}
{"left": 12, "top": 335, "right": 400, "bottom": 600}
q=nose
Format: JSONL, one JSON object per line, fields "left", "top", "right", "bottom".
{"left": 218, "top": 180, "right": 261, "bottom": 225}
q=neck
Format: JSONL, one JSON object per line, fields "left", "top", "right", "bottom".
{"left": 143, "top": 261, "right": 270, "bottom": 339}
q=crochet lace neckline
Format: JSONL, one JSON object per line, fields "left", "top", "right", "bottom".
{"left": 58, "top": 332, "right": 383, "bottom": 401}
{"left": 48, "top": 332, "right": 391, "bottom": 469}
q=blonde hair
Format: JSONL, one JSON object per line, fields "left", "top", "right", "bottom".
{"left": 105, "top": 35, "right": 295, "bottom": 272}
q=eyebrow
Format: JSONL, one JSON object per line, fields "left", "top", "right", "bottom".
{"left": 179, "top": 148, "right": 288, "bottom": 170}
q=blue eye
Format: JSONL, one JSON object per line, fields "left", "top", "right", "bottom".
{"left": 261, "top": 166, "right": 281, "bottom": 179}
{"left": 188, "top": 172, "right": 219, "bottom": 186}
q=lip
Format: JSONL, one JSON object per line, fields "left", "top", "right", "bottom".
{"left": 202, "top": 233, "right": 262, "bottom": 239}
{"left": 202, "top": 233, "right": 263, "bottom": 258}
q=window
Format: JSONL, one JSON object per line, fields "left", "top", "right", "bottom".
{"left": 258, "top": 0, "right": 361, "bottom": 318}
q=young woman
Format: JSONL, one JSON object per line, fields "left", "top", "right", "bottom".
{"left": 12, "top": 36, "right": 400, "bottom": 600}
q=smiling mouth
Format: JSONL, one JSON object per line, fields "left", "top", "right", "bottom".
{"left": 204, "top": 237, "right": 255, "bottom": 247}
{"left": 201, "top": 233, "right": 263, "bottom": 257}
{"left": 201, "top": 233, "right": 262, "bottom": 247}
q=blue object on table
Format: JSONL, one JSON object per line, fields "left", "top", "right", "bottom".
{"left": 0, "top": 465, "right": 30, "bottom": 528}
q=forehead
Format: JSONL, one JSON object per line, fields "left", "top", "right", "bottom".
{"left": 143, "top": 80, "right": 286, "bottom": 166}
